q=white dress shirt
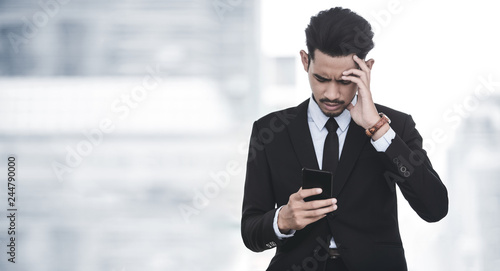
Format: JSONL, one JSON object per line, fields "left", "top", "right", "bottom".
{"left": 273, "top": 95, "right": 396, "bottom": 248}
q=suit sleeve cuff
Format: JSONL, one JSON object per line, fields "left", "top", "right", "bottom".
{"left": 371, "top": 127, "right": 396, "bottom": 152}
{"left": 273, "top": 206, "right": 296, "bottom": 239}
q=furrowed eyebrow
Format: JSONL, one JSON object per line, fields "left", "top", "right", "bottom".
{"left": 313, "top": 74, "right": 331, "bottom": 81}
{"left": 335, "top": 78, "right": 351, "bottom": 82}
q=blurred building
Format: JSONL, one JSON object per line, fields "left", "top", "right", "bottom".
{"left": 445, "top": 94, "right": 500, "bottom": 270}
{"left": 0, "top": 0, "right": 261, "bottom": 121}
{"left": 0, "top": 1, "right": 263, "bottom": 270}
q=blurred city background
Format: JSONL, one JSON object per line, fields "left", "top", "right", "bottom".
{"left": 0, "top": 0, "right": 499, "bottom": 270}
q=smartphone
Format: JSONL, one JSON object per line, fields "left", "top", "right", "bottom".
{"left": 302, "top": 168, "right": 333, "bottom": 202}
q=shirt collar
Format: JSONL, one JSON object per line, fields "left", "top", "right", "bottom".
{"left": 308, "top": 95, "right": 357, "bottom": 132}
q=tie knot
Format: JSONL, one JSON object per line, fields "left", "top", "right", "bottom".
{"left": 325, "top": 118, "right": 339, "bottom": 133}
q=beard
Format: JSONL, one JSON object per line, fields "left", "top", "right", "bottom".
{"left": 322, "top": 110, "right": 343, "bottom": 118}
{"left": 319, "top": 98, "right": 346, "bottom": 117}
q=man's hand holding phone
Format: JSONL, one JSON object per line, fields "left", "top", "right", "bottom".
{"left": 277, "top": 187, "right": 337, "bottom": 234}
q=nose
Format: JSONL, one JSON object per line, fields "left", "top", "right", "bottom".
{"left": 324, "top": 82, "right": 341, "bottom": 101}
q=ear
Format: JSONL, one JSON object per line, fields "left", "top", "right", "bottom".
{"left": 300, "top": 50, "right": 309, "bottom": 72}
{"left": 365, "top": 58, "right": 375, "bottom": 69}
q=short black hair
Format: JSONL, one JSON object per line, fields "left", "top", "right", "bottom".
{"left": 305, "top": 7, "right": 374, "bottom": 63}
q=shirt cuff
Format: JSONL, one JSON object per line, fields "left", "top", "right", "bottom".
{"left": 273, "top": 206, "right": 296, "bottom": 239}
{"left": 371, "top": 127, "right": 396, "bottom": 152}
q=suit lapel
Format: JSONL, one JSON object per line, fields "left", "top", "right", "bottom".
{"left": 287, "top": 99, "right": 320, "bottom": 170}
{"left": 333, "top": 119, "right": 370, "bottom": 197}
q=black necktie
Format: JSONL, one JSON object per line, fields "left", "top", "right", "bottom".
{"left": 322, "top": 118, "right": 339, "bottom": 174}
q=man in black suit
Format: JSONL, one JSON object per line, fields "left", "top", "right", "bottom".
{"left": 241, "top": 7, "right": 448, "bottom": 271}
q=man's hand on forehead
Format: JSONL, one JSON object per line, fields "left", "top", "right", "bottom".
{"left": 343, "top": 54, "right": 380, "bottom": 130}
{"left": 349, "top": 57, "right": 361, "bottom": 74}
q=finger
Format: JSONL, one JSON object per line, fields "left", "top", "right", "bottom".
{"left": 353, "top": 55, "right": 371, "bottom": 73}
{"left": 297, "top": 188, "right": 323, "bottom": 200}
{"left": 342, "top": 69, "right": 368, "bottom": 85}
{"left": 342, "top": 68, "right": 365, "bottom": 80}
{"left": 290, "top": 187, "right": 304, "bottom": 200}
{"left": 304, "top": 203, "right": 338, "bottom": 218}
{"left": 342, "top": 75, "right": 366, "bottom": 91}
{"left": 304, "top": 198, "right": 337, "bottom": 210}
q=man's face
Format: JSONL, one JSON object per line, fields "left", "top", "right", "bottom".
{"left": 300, "top": 49, "right": 359, "bottom": 117}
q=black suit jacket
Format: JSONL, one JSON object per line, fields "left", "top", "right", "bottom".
{"left": 241, "top": 99, "right": 448, "bottom": 271}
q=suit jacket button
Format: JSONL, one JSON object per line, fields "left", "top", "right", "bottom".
{"left": 404, "top": 171, "right": 410, "bottom": 177}
{"left": 400, "top": 166, "right": 407, "bottom": 172}
{"left": 266, "top": 242, "right": 276, "bottom": 248}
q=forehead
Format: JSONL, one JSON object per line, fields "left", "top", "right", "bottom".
{"left": 310, "top": 50, "right": 358, "bottom": 74}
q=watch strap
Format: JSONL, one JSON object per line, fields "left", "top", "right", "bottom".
{"left": 365, "top": 113, "right": 390, "bottom": 137}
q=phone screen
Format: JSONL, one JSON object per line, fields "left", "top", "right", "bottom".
{"left": 302, "top": 168, "right": 333, "bottom": 202}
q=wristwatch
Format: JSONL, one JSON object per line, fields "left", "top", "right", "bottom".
{"left": 365, "top": 113, "right": 391, "bottom": 137}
